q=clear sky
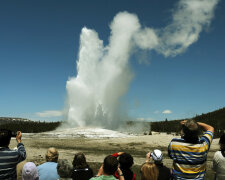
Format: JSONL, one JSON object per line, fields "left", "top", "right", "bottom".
{"left": 0, "top": 0, "right": 225, "bottom": 122}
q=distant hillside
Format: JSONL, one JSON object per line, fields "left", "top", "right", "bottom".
{"left": 151, "top": 107, "right": 225, "bottom": 138}
{"left": 0, "top": 117, "right": 31, "bottom": 124}
{"left": 1, "top": 107, "right": 224, "bottom": 136}
{"left": 0, "top": 117, "right": 61, "bottom": 133}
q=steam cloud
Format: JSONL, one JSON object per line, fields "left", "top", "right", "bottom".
{"left": 65, "top": 0, "right": 219, "bottom": 129}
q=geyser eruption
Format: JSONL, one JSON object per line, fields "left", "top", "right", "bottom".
{"left": 66, "top": 13, "right": 139, "bottom": 129}
{"left": 65, "top": 0, "right": 219, "bottom": 129}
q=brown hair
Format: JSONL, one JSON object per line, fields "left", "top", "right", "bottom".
{"left": 182, "top": 119, "right": 200, "bottom": 143}
{"left": 140, "top": 162, "right": 159, "bottom": 180}
{"left": 73, "top": 152, "right": 89, "bottom": 169}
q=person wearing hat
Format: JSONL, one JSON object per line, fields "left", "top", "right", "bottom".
{"left": 212, "top": 133, "right": 225, "bottom": 180}
{"left": 146, "top": 149, "right": 171, "bottom": 180}
{"left": 22, "top": 162, "right": 39, "bottom": 180}
{"left": 37, "top": 147, "right": 59, "bottom": 180}
{"left": 0, "top": 129, "right": 26, "bottom": 179}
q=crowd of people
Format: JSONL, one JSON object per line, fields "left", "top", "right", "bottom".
{"left": 0, "top": 119, "right": 224, "bottom": 180}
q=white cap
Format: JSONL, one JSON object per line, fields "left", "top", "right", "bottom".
{"left": 151, "top": 149, "right": 163, "bottom": 162}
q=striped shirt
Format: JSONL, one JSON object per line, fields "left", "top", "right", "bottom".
{"left": 168, "top": 131, "right": 213, "bottom": 180}
{"left": 0, "top": 143, "right": 26, "bottom": 180}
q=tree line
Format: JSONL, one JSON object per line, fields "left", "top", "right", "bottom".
{"left": 0, "top": 118, "right": 61, "bottom": 133}
{"left": 151, "top": 107, "right": 225, "bottom": 138}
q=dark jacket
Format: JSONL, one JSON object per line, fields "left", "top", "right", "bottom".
{"left": 156, "top": 163, "right": 171, "bottom": 180}
{"left": 71, "top": 167, "right": 93, "bottom": 180}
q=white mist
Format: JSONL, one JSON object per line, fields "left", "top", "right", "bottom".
{"left": 65, "top": 0, "right": 219, "bottom": 129}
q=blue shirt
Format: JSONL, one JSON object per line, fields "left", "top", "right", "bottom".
{"left": 168, "top": 130, "right": 213, "bottom": 180}
{"left": 38, "top": 162, "right": 59, "bottom": 180}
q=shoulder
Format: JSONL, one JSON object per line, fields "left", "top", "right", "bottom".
{"left": 0, "top": 148, "right": 15, "bottom": 154}
{"left": 170, "top": 137, "right": 184, "bottom": 143}
{"left": 37, "top": 162, "right": 45, "bottom": 169}
{"left": 162, "top": 165, "right": 171, "bottom": 173}
{"left": 201, "top": 131, "right": 213, "bottom": 144}
{"left": 90, "top": 176, "right": 102, "bottom": 180}
{"left": 38, "top": 162, "right": 56, "bottom": 168}
{"left": 17, "top": 143, "right": 25, "bottom": 147}
{"left": 157, "top": 164, "right": 170, "bottom": 171}
{"left": 213, "top": 151, "right": 223, "bottom": 159}
{"left": 168, "top": 138, "right": 185, "bottom": 148}
{"left": 215, "top": 151, "right": 222, "bottom": 156}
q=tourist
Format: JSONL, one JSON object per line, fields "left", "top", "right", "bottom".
{"left": 146, "top": 149, "right": 171, "bottom": 180}
{"left": 57, "top": 159, "right": 73, "bottom": 180}
{"left": 37, "top": 147, "right": 59, "bottom": 180}
{"left": 140, "top": 162, "right": 158, "bottom": 180}
{"left": 0, "top": 129, "right": 26, "bottom": 179}
{"left": 112, "top": 152, "right": 135, "bottom": 180}
{"left": 168, "top": 119, "right": 214, "bottom": 179}
{"left": 212, "top": 133, "right": 225, "bottom": 180}
{"left": 71, "top": 152, "right": 93, "bottom": 180}
{"left": 17, "top": 160, "right": 27, "bottom": 180}
{"left": 22, "top": 162, "right": 39, "bottom": 180}
{"left": 90, "top": 155, "right": 124, "bottom": 180}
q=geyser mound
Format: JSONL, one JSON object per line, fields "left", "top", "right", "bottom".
{"left": 23, "top": 127, "right": 132, "bottom": 139}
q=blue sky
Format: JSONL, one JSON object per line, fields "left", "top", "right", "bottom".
{"left": 0, "top": 0, "right": 225, "bottom": 122}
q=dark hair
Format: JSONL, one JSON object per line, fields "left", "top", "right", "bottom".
{"left": 219, "top": 133, "right": 225, "bottom": 144}
{"left": 73, "top": 152, "right": 89, "bottom": 169}
{"left": 118, "top": 153, "right": 134, "bottom": 180}
{"left": 182, "top": 119, "right": 200, "bottom": 143}
{"left": 0, "top": 129, "right": 12, "bottom": 147}
{"left": 119, "top": 153, "right": 133, "bottom": 169}
{"left": 103, "top": 155, "right": 118, "bottom": 175}
{"left": 219, "top": 133, "right": 225, "bottom": 151}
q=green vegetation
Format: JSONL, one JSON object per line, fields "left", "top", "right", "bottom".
{"left": 1, "top": 107, "right": 224, "bottom": 136}
{"left": 0, "top": 117, "right": 61, "bottom": 133}
{"left": 151, "top": 107, "right": 225, "bottom": 138}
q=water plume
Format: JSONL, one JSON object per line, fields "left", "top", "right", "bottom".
{"left": 65, "top": 0, "right": 219, "bottom": 129}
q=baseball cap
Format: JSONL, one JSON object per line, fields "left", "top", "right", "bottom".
{"left": 151, "top": 149, "right": 163, "bottom": 162}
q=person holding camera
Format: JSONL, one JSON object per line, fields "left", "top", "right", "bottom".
{"left": 168, "top": 119, "right": 214, "bottom": 179}
{"left": 145, "top": 149, "right": 171, "bottom": 180}
{"left": 0, "top": 129, "right": 26, "bottom": 179}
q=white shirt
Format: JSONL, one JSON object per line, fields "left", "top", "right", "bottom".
{"left": 212, "top": 151, "right": 225, "bottom": 180}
